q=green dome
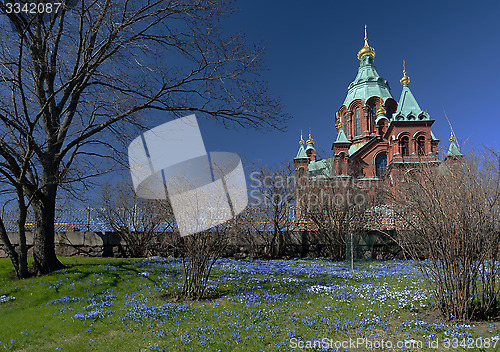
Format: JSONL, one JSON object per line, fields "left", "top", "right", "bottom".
{"left": 343, "top": 55, "right": 393, "bottom": 108}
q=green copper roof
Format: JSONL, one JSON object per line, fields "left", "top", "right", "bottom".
{"left": 447, "top": 140, "right": 463, "bottom": 157}
{"left": 333, "top": 129, "right": 351, "bottom": 144}
{"left": 431, "top": 131, "right": 439, "bottom": 141}
{"left": 308, "top": 159, "right": 333, "bottom": 178}
{"left": 343, "top": 55, "right": 393, "bottom": 108}
{"left": 305, "top": 142, "right": 316, "bottom": 152}
{"left": 348, "top": 141, "right": 366, "bottom": 156}
{"left": 294, "top": 144, "right": 307, "bottom": 159}
{"left": 394, "top": 83, "right": 430, "bottom": 121}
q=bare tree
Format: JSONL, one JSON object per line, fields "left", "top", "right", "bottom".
{"left": 98, "top": 181, "right": 174, "bottom": 258}
{"left": 301, "top": 170, "right": 379, "bottom": 260}
{"left": 0, "top": 0, "right": 288, "bottom": 275}
{"left": 177, "top": 225, "right": 230, "bottom": 301}
{"left": 391, "top": 149, "right": 500, "bottom": 321}
{"left": 247, "top": 162, "right": 295, "bottom": 258}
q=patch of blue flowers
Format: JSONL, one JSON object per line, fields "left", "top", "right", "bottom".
{"left": 19, "top": 257, "right": 499, "bottom": 351}
{"left": 73, "top": 292, "right": 117, "bottom": 321}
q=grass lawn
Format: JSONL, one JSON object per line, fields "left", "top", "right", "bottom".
{"left": 0, "top": 256, "right": 499, "bottom": 351}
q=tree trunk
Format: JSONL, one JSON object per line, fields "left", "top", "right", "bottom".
{"left": 30, "top": 183, "right": 64, "bottom": 275}
{"left": 301, "top": 230, "right": 308, "bottom": 257}
{"left": 270, "top": 228, "right": 278, "bottom": 259}
{"left": 0, "top": 204, "right": 29, "bottom": 279}
{"left": 277, "top": 231, "right": 285, "bottom": 258}
{"left": 16, "top": 199, "right": 29, "bottom": 278}
{"left": 0, "top": 217, "right": 21, "bottom": 278}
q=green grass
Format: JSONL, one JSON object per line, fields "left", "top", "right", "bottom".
{"left": 0, "top": 257, "right": 144, "bottom": 351}
{"left": 0, "top": 257, "right": 498, "bottom": 351}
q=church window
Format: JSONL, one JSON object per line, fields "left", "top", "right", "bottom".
{"left": 371, "top": 104, "right": 376, "bottom": 132}
{"left": 400, "top": 136, "right": 409, "bottom": 156}
{"left": 417, "top": 136, "right": 425, "bottom": 155}
{"left": 375, "top": 154, "right": 387, "bottom": 178}
{"left": 355, "top": 107, "right": 360, "bottom": 136}
{"left": 343, "top": 113, "right": 347, "bottom": 134}
{"left": 386, "top": 106, "right": 392, "bottom": 119}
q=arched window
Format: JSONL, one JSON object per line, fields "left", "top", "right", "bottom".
{"left": 370, "top": 104, "right": 376, "bottom": 132}
{"left": 343, "top": 113, "right": 347, "bottom": 134}
{"left": 375, "top": 154, "right": 387, "bottom": 178}
{"left": 355, "top": 107, "right": 361, "bottom": 136}
{"left": 399, "top": 136, "right": 409, "bottom": 156}
{"left": 417, "top": 136, "right": 425, "bottom": 155}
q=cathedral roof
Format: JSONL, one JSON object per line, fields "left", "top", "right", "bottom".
{"left": 294, "top": 132, "right": 308, "bottom": 160}
{"left": 343, "top": 56, "right": 393, "bottom": 108}
{"left": 394, "top": 85, "right": 430, "bottom": 120}
{"left": 447, "top": 141, "right": 461, "bottom": 157}
{"left": 394, "top": 62, "right": 430, "bottom": 121}
{"left": 343, "top": 27, "right": 393, "bottom": 108}
{"left": 333, "top": 129, "right": 351, "bottom": 145}
{"left": 295, "top": 144, "right": 307, "bottom": 159}
{"left": 446, "top": 134, "right": 463, "bottom": 158}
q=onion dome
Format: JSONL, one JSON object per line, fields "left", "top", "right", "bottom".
{"left": 357, "top": 25, "right": 376, "bottom": 60}
{"left": 306, "top": 133, "right": 314, "bottom": 146}
{"left": 305, "top": 133, "right": 316, "bottom": 152}
{"left": 375, "top": 106, "right": 389, "bottom": 124}
{"left": 343, "top": 26, "right": 392, "bottom": 108}
{"left": 400, "top": 60, "right": 410, "bottom": 85}
{"left": 376, "top": 106, "right": 386, "bottom": 115}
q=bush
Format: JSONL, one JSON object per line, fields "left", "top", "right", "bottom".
{"left": 393, "top": 149, "right": 500, "bottom": 321}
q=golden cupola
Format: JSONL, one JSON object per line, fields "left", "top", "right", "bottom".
{"left": 357, "top": 25, "right": 376, "bottom": 60}
{"left": 400, "top": 60, "right": 410, "bottom": 85}
{"left": 306, "top": 133, "right": 315, "bottom": 145}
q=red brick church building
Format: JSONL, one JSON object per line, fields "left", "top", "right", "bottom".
{"left": 293, "top": 27, "right": 462, "bottom": 223}
{"left": 294, "top": 27, "right": 462, "bottom": 184}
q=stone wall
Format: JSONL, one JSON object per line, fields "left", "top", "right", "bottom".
{"left": 0, "top": 231, "right": 129, "bottom": 258}
{"left": 0, "top": 230, "right": 403, "bottom": 259}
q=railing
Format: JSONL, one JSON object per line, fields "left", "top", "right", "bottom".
{"left": 0, "top": 206, "right": 298, "bottom": 232}
{"left": 1, "top": 205, "right": 400, "bottom": 233}
{"left": 1, "top": 207, "right": 119, "bottom": 232}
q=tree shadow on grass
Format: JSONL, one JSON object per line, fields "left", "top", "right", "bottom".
{"left": 158, "top": 287, "right": 231, "bottom": 303}
{"left": 60, "top": 261, "right": 160, "bottom": 289}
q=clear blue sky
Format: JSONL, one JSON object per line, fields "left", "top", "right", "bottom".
{"left": 198, "top": 0, "right": 499, "bottom": 167}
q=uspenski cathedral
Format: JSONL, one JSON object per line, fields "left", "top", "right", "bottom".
{"left": 293, "top": 26, "right": 463, "bottom": 188}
